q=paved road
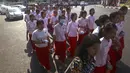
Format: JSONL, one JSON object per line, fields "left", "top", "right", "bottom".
{"left": 0, "top": 5, "right": 130, "bottom": 73}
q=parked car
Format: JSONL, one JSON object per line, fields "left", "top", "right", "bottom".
{"left": 0, "top": 4, "right": 11, "bottom": 15}
{"left": 11, "top": 5, "right": 26, "bottom": 11}
{"left": 6, "top": 7, "right": 23, "bottom": 20}
{"left": 80, "top": 1, "right": 88, "bottom": 6}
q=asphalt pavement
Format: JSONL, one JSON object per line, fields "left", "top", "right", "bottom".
{"left": 0, "top": 5, "right": 130, "bottom": 73}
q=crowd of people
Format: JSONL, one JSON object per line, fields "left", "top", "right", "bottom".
{"left": 24, "top": 5, "right": 128, "bottom": 73}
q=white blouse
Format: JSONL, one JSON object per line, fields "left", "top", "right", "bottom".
{"left": 87, "top": 15, "right": 95, "bottom": 30}
{"left": 78, "top": 18, "right": 89, "bottom": 34}
{"left": 67, "top": 21, "right": 78, "bottom": 37}
{"left": 53, "top": 23, "right": 67, "bottom": 41}
{"left": 95, "top": 37, "right": 112, "bottom": 67}
{"left": 27, "top": 20, "right": 37, "bottom": 34}
{"left": 32, "top": 28, "right": 49, "bottom": 48}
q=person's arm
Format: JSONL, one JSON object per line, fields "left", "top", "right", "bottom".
{"left": 26, "top": 22, "right": 29, "bottom": 41}
{"left": 106, "top": 55, "right": 112, "bottom": 73}
{"left": 24, "top": 15, "right": 27, "bottom": 22}
{"left": 52, "top": 27, "right": 56, "bottom": 44}
{"left": 26, "top": 30, "right": 29, "bottom": 41}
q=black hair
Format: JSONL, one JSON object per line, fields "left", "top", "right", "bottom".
{"left": 89, "top": 8, "right": 95, "bottom": 13}
{"left": 25, "top": 9, "right": 30, "bottom": 14}
{"left": 29, "top": 14, "right": 34, "bottom": 19}
{"left": 95, "top": 14, "right": 109, "bottom": 26}
{"left": 120, "top": 6, "right": 128, "bottom": 11}
{"left": 36, "top": 20, "right": 44, "bottom": 27}
{"left": 98, "top": 22, "right": 117, "bottom": 38}
{"left": 66, "top": 7, "right": 71, "bottom": 11}
{"left": 41, "top": 11, "right": 46, "bottom": 17}
{"left": 95, "top": 19, "right": 100, "bottom": 26}
{"left": 62, "top": 10, "right": 66, "bottom": 13}
{"left": 36, "top": 9, "right": 40, "bottom": 12}
{"left": 79, "top": 10, "right": 87, "bottom": 18}
{"left": 109, "top": 11, "right": 120, "bottom": 21}
{"left": 81, "top": 6, "right": 84, "bottom": 11}
{"left": 71, "top": 13, "right": 77, "bottom": 20}
{"left": 76, "top": 34, "right": 100, "bottom": 66}
{"left": 53, "top": 10, "right": 57, "bottom": 14}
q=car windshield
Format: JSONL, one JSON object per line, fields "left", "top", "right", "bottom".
{"left": 8, "top": 9, "right": 21, "bottom": 12}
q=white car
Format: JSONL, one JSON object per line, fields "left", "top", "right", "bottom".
{"left": 80, "top": 1, "right": 88, "bottom": 6}
{"left": 0, "top": 4, "right": 11, "bottom": 14}
{"left": 6, "top": 7, "right": 23, "bottom": 20}
{"left": 12, "top": 5, "right": 26, "bottom": 11}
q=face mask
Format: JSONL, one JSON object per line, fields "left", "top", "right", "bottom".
{"left": 60, "top": 19, "right": 65, "bottom": 25}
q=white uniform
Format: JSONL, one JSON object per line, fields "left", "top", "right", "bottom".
{"left": 95, "top": 37, "right": 112, "bottom": 67}
{"left": 50, "top": 16, "right": 58, "bottom": 27}
{"left": 78, "top": 18, "right": 89, "bottom": 34}
{"left": 32, "top": 28, "right": 49, "bottom": 48}
{"left": 65, "top": 13, "right": 72, "bottom": 24}
{"left": 53, "top": 23, "right": 67, "bottom": 41}
{"left": 31, "top": 11, "right": 36, "bottom": 15}
{"left": 27, "top": 20, "right": 37, "bottom": 34}
{"left": 46, "top": 10, "right": 53, "bottom": 18}
{"left": 87, "top": 15, "right": 95, "bottom": 30}
{"left": 35, "top": 14, "right": 41, "bottom": 20}
{"left": 39, "top": 17, "right": 48, "bottom": 29}
{"left": 24, "top": 14, "right": 30, "bottom": 23}
{"left": 92, "top": 26, "right": 100, "bottom": 36}
{"left": 116, "top": 22, "right": 124, "bottom": 39}
{"left": 67, "top": 21, "right": 78, "bottom": 37}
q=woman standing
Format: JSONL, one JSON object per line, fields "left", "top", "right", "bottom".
{"left": 87, "top": 8, "right": 95, "bottom": 33}
{"left": 67, "top": 13, "right": 78, "bottom": 58}
{"left": 40, "top": 11, "right": 49, "bottom": 29}
{"left": 24, "top": 9, "right": 30, "bottom": 25}
{"left": 78, "top": 11, "right": 89, "bottom": 44}
{"left": 92, "top": 14, "right": 110, "bottom": 37}
{"left": 66, "top": 7, "right": 72, "bottom": 25}
{"left": 49, "top": 10, "right": 58, "bottom": 35}
{"left": 53, "top": 15, "right": 67, "bottom": 72}
{"left": 68, "top": 34, "right": 100, "bottom": 73}
{"left": 26, "top": 14, "right": 36, "bottom": 51}
{"left": 32, "top": 20, "right": 51, "bottom": 73}
{"left": 35, "top": 9, "right": 41, "bottom": 20}
{"left": 94, "top": 22, "right": 117, "bottom": 73}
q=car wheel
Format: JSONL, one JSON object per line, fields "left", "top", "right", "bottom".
{"left": 20, "top": 16, "right": 23, "bottom": 20}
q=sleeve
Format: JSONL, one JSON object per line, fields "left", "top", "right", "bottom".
{"left": 78, "top": 19, "right": 80, "bottom": 26}
{"left": 24, "top": 15, "right": 27, "bottom": 22}
{"left": 87, "top": 17, "right": 91, "bottom": 29}
{"left": 26, "top": 22, "right": 30, "bottom": 31}
{"left": 106, "top": 55, "right": 113, "bottom": 70}
{"left": 44, "top": 28, "right": 49, "bottom": 37}
{"left": 67, "top": 22, "right": 71, "bottom": 34}
{"left": 64, "top": 24, "right": 68, "bottom": 34}
{"left": 92, "top": 27, "right": 99, "bottom": 36}
{"left": 53, "top": 26, "right": 56, "bottom": 35}
{"left": 86, "top": 19, "right": 90, "bottom": 29}
{"left": 32, "top": 32, "right": 37, "bottom": 41}
{"left": 45, "top": 18, "right": 49, "bottom": 28}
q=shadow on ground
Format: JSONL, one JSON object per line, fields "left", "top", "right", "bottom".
{"left": 24, "top": 41, "right": 33, "bottom": 57}
{"left": 116, "top": 61, "right": 130, "bottom": 73}
{"left": 4, "top": 18, "right": 23, "bottom": 22}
